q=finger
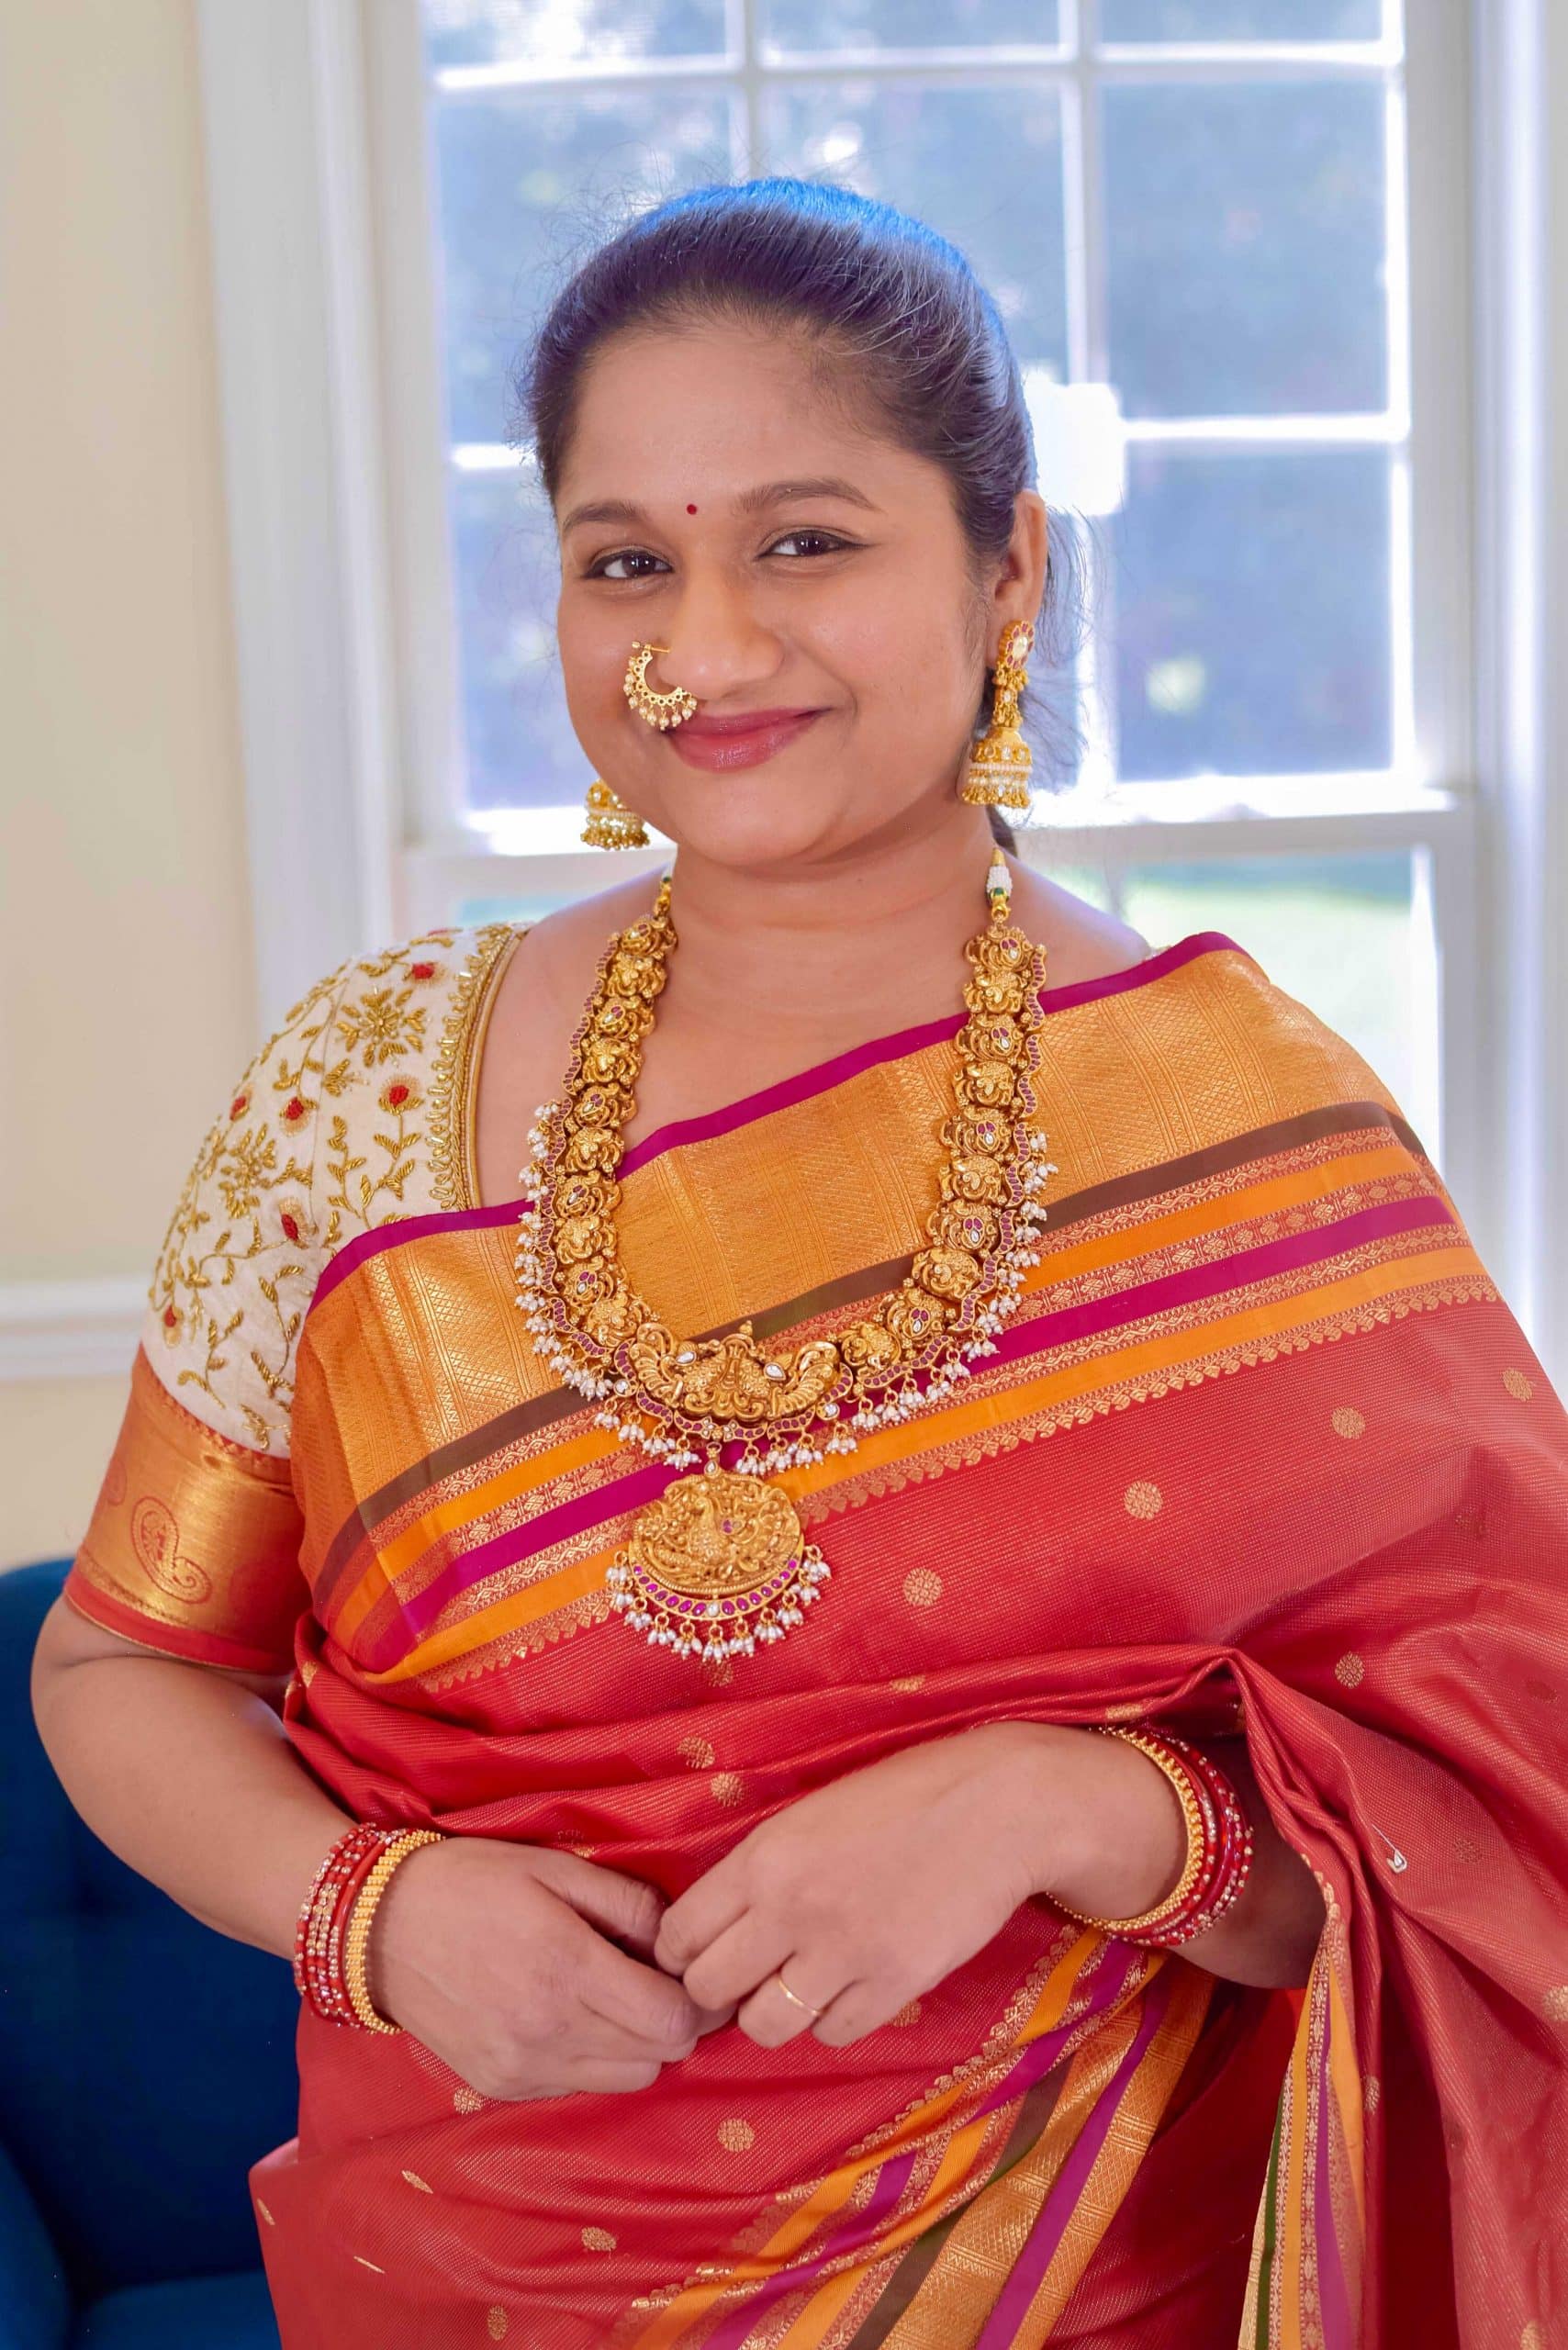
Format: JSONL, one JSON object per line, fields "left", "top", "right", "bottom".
{"left": 675, "top": 1911, "right": 793, "bottom": 2016}
{"left": 653, "top": 1868, "right": 748, "bottom": 1975}
{"left": 573, "top": 1925, "right": 706, "bottom": 2047}
{"left": 537, "top": 1850, "right": 667, "bottom": 1955}
{"left": 736, "top": 1959, "right": 857, "bottom": 2050}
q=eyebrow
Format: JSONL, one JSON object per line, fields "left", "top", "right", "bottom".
{"left": 559, "top": 476, "right": 881, "bottom": 535}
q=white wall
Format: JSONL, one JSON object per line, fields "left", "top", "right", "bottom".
{"left": 0, "top": 0, "right": 257, "bottom": 1565}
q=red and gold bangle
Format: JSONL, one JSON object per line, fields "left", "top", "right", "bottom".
{"left": 342, "top": 1830, "right": 446, "bottom": 2034}
{"left": 1055, "top": 1728, "right": 1255, "bottom": 1949}
{"left": 294, "top": 1823, "right": 405, "bottom": 2023}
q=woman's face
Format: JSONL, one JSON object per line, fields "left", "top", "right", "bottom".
{"left": 552, "top": 319, "right": 1045, "bottom": 872}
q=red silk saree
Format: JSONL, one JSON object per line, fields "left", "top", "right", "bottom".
{"left": 64, "top": 920, "right": 1568, "bottom": 2348}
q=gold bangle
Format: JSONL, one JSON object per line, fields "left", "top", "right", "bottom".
{"left": 342, "top": 1830, "right": 444, "bottom": 2034}
{"left": 1053, "top": 1729, "right": 1205, "bottom": 1938}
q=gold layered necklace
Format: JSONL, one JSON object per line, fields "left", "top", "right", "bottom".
{"left": 514, "top": 848, "right": 1056, "bottom": 1665}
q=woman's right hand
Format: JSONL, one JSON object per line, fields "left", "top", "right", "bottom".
{"left": 365, "top": 1834, "right": 736, "bottom": 2100}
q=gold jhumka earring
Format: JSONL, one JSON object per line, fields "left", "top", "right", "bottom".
{"left": 582, "top": 779, "right": 650, "bottom": 850}
{"left": 581, "top": 642, "right": 699, "bottom": 847}
{"left": 959, "top": 618, "right": 1035, "bottom": 811}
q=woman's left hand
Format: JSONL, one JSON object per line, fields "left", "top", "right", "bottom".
{"left": 651, "top": 1722, "right": 1114, "bottom": 2048}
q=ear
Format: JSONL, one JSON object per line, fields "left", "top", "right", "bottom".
{"left": 987, "top": 491, "right": 1050, "bottom": 652}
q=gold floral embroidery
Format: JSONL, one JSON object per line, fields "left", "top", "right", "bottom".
{"left": 428, "top": 923, "right": 523, "bottom": 1213}
{"left": 142, "top": 924, "right": 498, "bottom": 1451}
{"left": 146, "top": 950, "right": 356, "bottom": 1448}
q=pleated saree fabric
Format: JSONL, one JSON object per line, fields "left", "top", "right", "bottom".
{"left": 65, "top": 919, "right": 1568, "bottom": 2348}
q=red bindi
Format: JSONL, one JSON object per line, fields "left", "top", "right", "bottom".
{"left": 686, "top": 503, "right": 698, "bottom": 513}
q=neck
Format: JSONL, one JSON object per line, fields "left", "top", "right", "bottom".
{"left": 653, "top": 799, "right": 1004, "bottom": 1042}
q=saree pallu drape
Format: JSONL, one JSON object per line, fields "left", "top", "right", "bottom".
{"left": 76, "top": 934, "right": 1568, "bottom": 2347}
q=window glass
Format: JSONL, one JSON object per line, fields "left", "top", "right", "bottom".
{"left": 1112, "top": 448, "right": 1393, "bottom": 778}
{"left": 422, "top": 0, "right": 727, "bottom": 73}
{"left": 760, "top": 0, "right": 1060, "bottom": 50}
{"left": 1100, "top": 1, "right": 1382, "bottom": 39}
{"left": 1103, "top": 78, "right": 1387, "bottom": 419}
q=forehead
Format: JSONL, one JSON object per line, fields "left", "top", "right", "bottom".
{"left": 557, "top": 319, "right": 934, "bottom": 509}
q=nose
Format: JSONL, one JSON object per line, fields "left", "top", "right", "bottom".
{"left": 646, "top": 567, "right": 783, "bottom": 707}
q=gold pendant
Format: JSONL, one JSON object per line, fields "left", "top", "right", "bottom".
{"left": 606, "top": 1468, "right": 831, "bottom": 1662}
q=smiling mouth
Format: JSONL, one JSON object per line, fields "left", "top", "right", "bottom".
{"left": 665, "top": 710, "right": 824, "bottom": 772}
{"left": 678, "top": 708, "right": 825, "bottom": 738}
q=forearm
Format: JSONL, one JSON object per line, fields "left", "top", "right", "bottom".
{"left": 996, "top": 1722, "right": 1325, "bottom": 1990}
{"left": 31, "top": 1653, "right": 351, "bottom": 1963}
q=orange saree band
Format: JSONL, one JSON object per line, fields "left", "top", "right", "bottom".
{"left": 64, "top": 1344, "right": 308, "bottom": 1674}
{"left": 65, "top": 921, "right": 1568, "bottom": 2348}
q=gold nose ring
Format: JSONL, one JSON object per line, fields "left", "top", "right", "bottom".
{"left": 624, "top": 641, "right": 699, "bottom": 730}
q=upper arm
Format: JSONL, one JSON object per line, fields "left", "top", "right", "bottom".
{"left": 32, "top": 1589, "right": 291, "bottom": 1705}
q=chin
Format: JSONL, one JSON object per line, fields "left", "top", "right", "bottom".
{"left": 642, "top": 789, "right": 850, "bottom": 870}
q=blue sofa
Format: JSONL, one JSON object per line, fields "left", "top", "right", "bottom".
{"left": 1, "top": 1559, "right": 298, "bottom": 2348}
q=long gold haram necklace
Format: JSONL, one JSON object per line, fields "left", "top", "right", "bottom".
{"left": 514, "top": 849, "right": 1057, "bottom": 1665}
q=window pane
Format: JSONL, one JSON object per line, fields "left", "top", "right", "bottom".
{"left": 1113, "top": 447, "right": 1391, "bottom": 780}
{"left": 760, "top": 0, "right": 1059, "bottom": 50}
{"left": 1119, "top": 852, "right": 1429, "bottom": 1128}
{"left": 431, "top": 88, "right": 733, "bottom": 443}
{"left": 422, "top": 0, "right": 727, "bottom": 73}
{"left": 764, "top": 84, "right": 1069, "bottom": 379}
{"left": 1104, "top": 79, "right": 1387, "bottom": 419}
{"left": 452, "top": 472, "right": 574, "bottom": 812}
{"left": 1101, "top": 0, "right": 1382, "bottom": 38}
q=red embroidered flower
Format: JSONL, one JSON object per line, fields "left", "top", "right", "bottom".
{"left": 378, "top": 1078, "right": 421, "bottom": 1114}
{"left": 279, "top": 1208, "right": 303, "bottom": 1245}
{"left": 408, "top": 960, "right": 439, "bottom": 983}
{"left": 230, "top": 1091, "right": 250, "bottom": 1121}
{"left": 280, "top": 1094, "right": 310, "bottom": 1125}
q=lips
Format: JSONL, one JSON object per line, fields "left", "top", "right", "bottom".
{"left": 666, "top": 709, "right": 823, "bottom": 772}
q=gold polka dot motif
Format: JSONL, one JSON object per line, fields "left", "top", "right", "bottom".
{"left": 718, "top": 2117, "right": 756, "bottom": 2152}
{"left": 1504, "top": 1367, "right": 1536, "bottom": 1401}
{"left": 1331, "top": 1406, "right": 1366, "bottom": 1439}
{"left": 902, "top": 1568, "right": 943, "bottom": 1607}
{"left": 1335, "top": 1654, "right": 1366, "bottom": 1689}
{"left": 582, "top": 2225, "right": 618, "bottom": 2252}
{"left": 487, "top": 2306, "right": 509, "bottom": 2340}
{"left": 453, "top": 2084, "right": 485, "bottom": 2114}
{"left": 1543, "top": 1985, "right": 1568, "bottom": 2022}
{"left": 1124, "top": 1481, "right": 1163, "bottom": 1520}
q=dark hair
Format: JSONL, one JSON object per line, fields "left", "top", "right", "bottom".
{"left": 516, "top": 175, "right": 1087, "bottom": 849}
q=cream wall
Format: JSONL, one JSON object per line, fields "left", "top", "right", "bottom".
{"left": 1, "top": 0, "right": 256, "bottom": 1566}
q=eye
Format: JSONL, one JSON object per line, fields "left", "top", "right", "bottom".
{"left": 583, "top": 548, "right": 669, "bottom": 582}
{"left": 766, "top": 530, "right": 852, "bottom": 558}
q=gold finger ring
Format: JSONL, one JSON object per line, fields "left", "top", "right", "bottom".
{"left": 773, "top": 1965, "right": 824, "bottom": 2020}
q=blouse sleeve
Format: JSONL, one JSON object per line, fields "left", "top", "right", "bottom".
{"left": 62, "top": 950, "right": 357, "bottom": 1673}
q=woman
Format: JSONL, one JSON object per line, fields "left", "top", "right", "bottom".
{"left": 32, "top": 179, "right": 1566, "bottom": 2349}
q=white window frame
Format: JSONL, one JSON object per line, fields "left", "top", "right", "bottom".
{"left": 194, "top": 0, "right": 1567, "bottom": 1374}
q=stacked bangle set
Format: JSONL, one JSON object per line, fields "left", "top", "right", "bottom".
{"left": 293, "top": 1821, "right": 445, "bottom": 2034}
{"left": 1058, "top": 1727, "right": 1256, "bottom": 1948}
{"left": 293, "top": 1728, "right": 1249, "bottom": 2031}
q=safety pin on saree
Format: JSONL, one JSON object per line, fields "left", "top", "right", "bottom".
{"left": 514, "top": 849, "right": 1058, "bottom": 1664}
